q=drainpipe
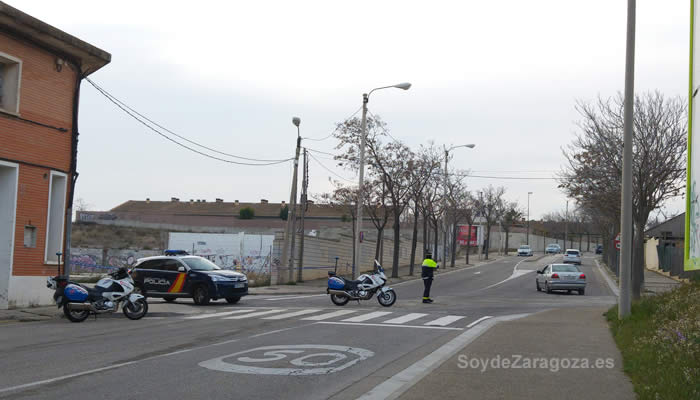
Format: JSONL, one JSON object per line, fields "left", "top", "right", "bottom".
{"left": 62, "top": 67, "right": 85, "bottom": 277}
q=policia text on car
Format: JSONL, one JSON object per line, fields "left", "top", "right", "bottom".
{"left": 421, "top": 252, "right": 438, "bottom": 303}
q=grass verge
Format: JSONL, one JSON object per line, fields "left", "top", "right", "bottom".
{"left": 605, "top": 281, "right": 700, "bottom": 399}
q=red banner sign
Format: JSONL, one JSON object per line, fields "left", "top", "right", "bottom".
{"left": 457, "top": 225, "right": 478, "bottom": 246}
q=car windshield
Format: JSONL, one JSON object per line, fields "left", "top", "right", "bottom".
{"left": 519, "top": 246, "right": 530, "bottom": 249}
{"left": 182, "top": 257, "right": 221, "bottom": 271}
{"left": 547, "top": 244, "right": 558, "bottom": 248}
{"left": 553, "top": 265, "right": 580, "bottom": 272}
{"left": 566, "top": 251, "right": 580, "bottom": 255}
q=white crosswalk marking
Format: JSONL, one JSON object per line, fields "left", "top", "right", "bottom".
{"left": 223, "top": 309, "right": 287, "bottom": 319}
{"left": 262, "top": 309, "right": 322, "bottom": 320}
{"left": 301, "top": 310, "right": 358, "bottom": 321}
{"left": 341, "top": 311, "right": 393, "bottom": 323}
{"left": 184, "top": 309, "right": 255, "bottom": 320}
{"left": 424, "top": 315, "right": 466, "bottom": 326}
{"left": 383, "top": 313, "right": 428, "bottom": 324}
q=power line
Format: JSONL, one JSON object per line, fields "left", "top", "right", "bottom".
{"left": 302, "top": 106, "right": 363, "bottom": 141}
{"left": 86, "top": 78, "right": 291, "bottom": 163}
{"left": 87, "top": 79, "right": 293, "bottom": 166}
{"left": 367, "top": 111, "right": 401, "bottom": 144}
{"left": 306, "top": 147, "right": 338, "bottom": 157}
{"left": 307, "top": 151, "right": 355, "bottom": 183}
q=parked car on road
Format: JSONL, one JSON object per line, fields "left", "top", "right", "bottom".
{"left": 536, "top": 263, "right": 586, "bottom": 295}
{"left": 595, "top": 244, "right": 603, "bottom": 254}
{"left": 517, "top": 245, "right": 533, "bottom": 256}
{"left": 131, "top": 254, "right": 248, "bottom": 305}
{"left": 545, "top": 244, "right": 561, "bottom": 254}
{"left": 563, "top": 249, "right": 582, "bottom": 265}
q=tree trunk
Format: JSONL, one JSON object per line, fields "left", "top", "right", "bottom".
{"left": 409, "top": 209, "right": 419, "bottom": 275}
{"left": 485, "top": 225, "right": 491, "bottom": 260}
{"left": 433, "top": 221, "right": 439, "bottom": 259}
{"left": 423, "top": 212, "right": 428, "bottom": 256}
{"left": 504, "top": 229, "right": 509, "bottom": 255}
{"left": 587, "top": 232, "right": 591, "bottom": 252}
{"left": 466, "top": 224, "right": 472, "bottom": 265}
{"left": 450, "top": 222, "right": 457, "bottom": 267}
{"left": 375, "top": 227, "right": 383, "bottom": 260}
{"left": 579, "top": 233, "right": 582, "bottom": 251}
{"left": 391, "top": 211, "right": 401, "bottom": 278}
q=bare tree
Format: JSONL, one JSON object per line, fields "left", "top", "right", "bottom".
{"left": 501, "top": 201, "right": 523, "bottom": 255}
{"left": 477, "top": 186, "right": 506, "bottom": 260}
{"left": 560, "top": 91, "right": 687, "bottom": 299}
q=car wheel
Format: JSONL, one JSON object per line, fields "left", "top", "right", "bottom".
{"left": 536, "top": 280, "right": 541, "bottom": 292}
{"left": 163, "top": 296, "right": 176, "bottom": 303}
{"left": 567, "top": 289, "right": 572, "bottom": 294}
{"left": 226, "top": 297, "right": 241, "bottom": 304}
{"left": 545, "top": 281, "right": 552, "bottom": 294}
{"left": 193, "top": 285, "right": 211, "bottom": 305}
{"left": 578, "top": 289, "right": 585, "bottom": 296}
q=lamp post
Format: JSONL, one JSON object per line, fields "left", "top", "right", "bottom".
{"left": 281, "top": 117, "right": 301, "bottom": 283}
{"left": 527, "top": 191, "right": 533, "bottom": 246}
{"left": 443, "top": 144, "right": 475, "bottom": 265}
{"left": 354, "top": 82, "right": 411, "bottom": 278}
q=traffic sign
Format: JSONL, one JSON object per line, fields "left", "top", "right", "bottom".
{"left": 614, "top": 233, "right": 621, "bottom": 250}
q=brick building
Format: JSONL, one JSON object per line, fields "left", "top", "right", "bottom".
{"left": 0, "top": 2, "right": 110, "bottom": 308}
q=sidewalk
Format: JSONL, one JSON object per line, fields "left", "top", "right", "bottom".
{"left": 399, "top": 307, "right": 635, "bottom": 400}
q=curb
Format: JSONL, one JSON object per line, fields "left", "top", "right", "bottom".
{"left": 645, "top": 267, "right": 689, "bottom": 284}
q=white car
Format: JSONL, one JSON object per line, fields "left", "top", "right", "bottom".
{"left": 536, "top": 263, "right": 586, "bottom": 295}
{"left": 563, "top": 249, "right": 582, "bottom": 265}
{"left": 517, "top": 245, "right": 533, "bottom": 256}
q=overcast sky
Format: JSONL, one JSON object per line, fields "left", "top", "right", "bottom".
{"left": 18, "top": 0, "right": 690, "bottom": 219}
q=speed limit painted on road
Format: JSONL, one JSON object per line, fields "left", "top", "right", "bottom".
{"left": 199, "top": 345, "right": 374, "bottom": 375}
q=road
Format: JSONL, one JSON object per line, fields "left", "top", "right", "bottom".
{"left": 0, "top": 254, "right": 616, "bottom": 400}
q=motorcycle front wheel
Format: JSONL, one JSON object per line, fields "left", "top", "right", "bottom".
{"left": 123, "top": 298, "right": 148, "bottom": 320}
{"left": 377, "top": 290, "right": 396, "bottom": 307}
{"left": 330, "top": 294, "right": 350, "bottom": 306}
{"left": 63, "top": 303, "right": 90, "bottom": 323}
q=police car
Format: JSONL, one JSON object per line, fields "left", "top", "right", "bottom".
{"left": 131, "top": 251, "right": 248, "bottom": 305}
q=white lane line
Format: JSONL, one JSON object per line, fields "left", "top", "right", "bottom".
{"left": 223, "top": 309, "right": 287, "bottom": 319}
{"left": 474, "top": 271, "right": 481, "bottom": 275}
{"left": 301, "top": 309, "right": 358, "bottom": 321}
{"left": 264, "top": 294, "right": 325, "bottom": 301}
{"left": 262, "top": 309, "right": 322, "bottom": 320}
{"left": 423, "top": 315, "right": 465, "bottom": 326}
{"left": 382, "top": 313, "right": 428, "bottom": 324}
{"left": 466, "top": 315, "right": 493, "bottom": 328}
{"left": 390, "top": 256, "right": 508, "bottom": 288}
{"left": 594, "top": 259, "right": 620, "bottom": 297}
{"left": 184, "top": 309, "right": 256, "bottom": 320}
{"left": 341, "top": 311, "right": 393, "bottom": 323}
{"left": 317, "top": 322, "right": 462, "bottom": 331}
{"left": 356, "top": 313, "right": 532, "bottom": 400}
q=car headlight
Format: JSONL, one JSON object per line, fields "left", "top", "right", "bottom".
{"left": 239, "top": 276, "right": 247, "bottom": 282}
{"left": 210, "top": 275, "right": 232, "bottom": 282}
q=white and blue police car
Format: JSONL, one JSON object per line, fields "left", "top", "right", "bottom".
{"left": 130, "top": 251, "right": 248, "bottom": 305}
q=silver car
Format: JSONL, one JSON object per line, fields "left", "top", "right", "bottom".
{"left": 536, "top": 263, "right": 586, "bottom": 295}
{"left": 517, "top": 245, "right": 533, "bottom": 256}
{"left": 563, "top": 249, "right": 581, "bottom": 265}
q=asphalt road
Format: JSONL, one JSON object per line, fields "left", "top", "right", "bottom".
{"left": 0, "top": 254, "right": 616, "bottom": 400}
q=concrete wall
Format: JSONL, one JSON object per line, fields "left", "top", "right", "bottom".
{"left": 487, "top": 231, "right": 601, "bottom": 253}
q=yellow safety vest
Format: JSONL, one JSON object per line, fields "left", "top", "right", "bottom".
{"left": 422, "top": 258, "right": 437, "bottom": 268}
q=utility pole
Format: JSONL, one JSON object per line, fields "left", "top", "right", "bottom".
{"left": 281, "top": 117, "right": 302, "bottom": 284}
{"left": 354, "top": 94, "right": 369, "bottom": 279}
{"left": 564, "top": 200, "right": 569, "bottom": 248}
{"left": 619, "top": 0, "right": 636, "bottom": 318}
{"left": 527, "top": 192, "right": 532, "bottom": 246}
{"left": 443, "top": 147, "right": 449, "bottom": 265}
{"left": 297, "top": 148, "right": 308, "bottom": 282}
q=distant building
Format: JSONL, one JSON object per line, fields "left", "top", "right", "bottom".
{"left": 0, "top": 2, "right": 110, "bottom": 308}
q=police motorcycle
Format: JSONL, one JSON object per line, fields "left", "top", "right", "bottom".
{"left": 46, "top": 267, "right": 148, "bottom": 323}
{"left": 327, "top": 260, "right": 396, "bottom": 307}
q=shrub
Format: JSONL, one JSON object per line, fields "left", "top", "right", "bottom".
{"left": 239, "top": 207, "right": 255, "bottom": 219}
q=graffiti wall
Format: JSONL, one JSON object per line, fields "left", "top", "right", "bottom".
{"left": 168, "top": 232, "right": 274, "bottom": 274}
{"left": 69, "top": 248, "right": 161, "bottom": 273}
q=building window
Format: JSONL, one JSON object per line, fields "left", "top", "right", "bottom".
{"left": 0, "top": 51, "right": 22, "bottom": 114}
{"left": 45, "top": 171, "right": 67, "bottom": 264}
{"left": 24, "top": 225, "right": 36, "bottom": 248}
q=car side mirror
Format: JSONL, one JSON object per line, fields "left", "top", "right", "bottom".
{"left": 178, "top": 266, "right": 185, "bottom": 272}
{"left": 536, "top": 270, "right": 542, "bottom": 274}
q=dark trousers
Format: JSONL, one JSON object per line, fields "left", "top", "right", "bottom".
{"left": 422, "top": 266, "right": 434, "bottom": 298}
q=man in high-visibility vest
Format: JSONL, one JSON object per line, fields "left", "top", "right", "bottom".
{"left": 421, "top": 251, "right": 439, "bottom": 303}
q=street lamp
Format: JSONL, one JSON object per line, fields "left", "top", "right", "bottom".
{"left": 527, "top": 192, "right": 533, "bottom": 246}
{"left": 443, "top": 144, "right": 475, "bottom": 265}
{"left": 281, "top": 117, "right": 302, "bottom": 283}
{"left": 354, "top": 82, "right": 411, "bottom": 278}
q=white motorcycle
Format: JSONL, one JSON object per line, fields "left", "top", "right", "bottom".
{"left": 47, "top": 267, "right": 148, "bottom": 323}
{"left": 327, "top": 260, "right": 397, "bottom": 307}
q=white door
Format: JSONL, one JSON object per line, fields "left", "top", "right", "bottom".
{"left": 0, "top": 161, "right": 18, "bottom": 309}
